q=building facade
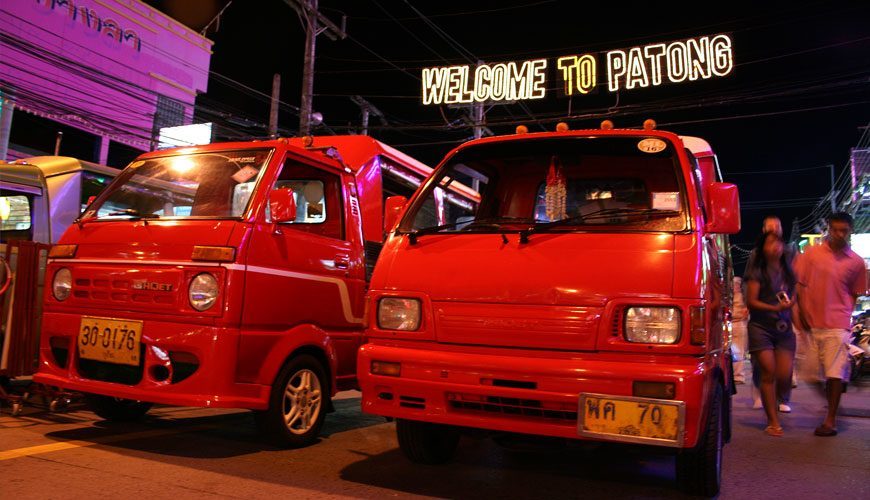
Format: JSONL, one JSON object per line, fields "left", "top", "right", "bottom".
{"left": 0, "top": 0, "right": 213, "bottom": 166}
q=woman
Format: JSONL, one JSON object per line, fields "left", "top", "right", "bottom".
{"left": 731, "top": 277, "right": 749, "bottom": 384}
{"left": 745, "top": 231, "right": 797, "bottom": 436}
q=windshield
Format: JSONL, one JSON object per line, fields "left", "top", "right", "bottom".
{"left": 402, "top": 137, "right": 687, "bottom": 234}
{"left": 84, "top": 149, "right": 272, "bottom": 220}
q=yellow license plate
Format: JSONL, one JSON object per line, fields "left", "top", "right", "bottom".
{"left": 578, "top": 393, "right": 685, "bottom": 447}
{"left": 78, "top": 316, "right": 143, "bottom": 367}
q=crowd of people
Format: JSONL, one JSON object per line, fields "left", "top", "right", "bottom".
{"left": 731, "top": 213, "right": 867, "bottom": 437}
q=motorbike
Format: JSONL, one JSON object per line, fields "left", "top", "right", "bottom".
{"left": 849, "top": 316, "right": 870, "bottom": 381}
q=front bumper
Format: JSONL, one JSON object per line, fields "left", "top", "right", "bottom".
{"left": 34, "top": 311, "right": 270, "bottom": 409}
{"left": 358, "top": 342, "right": 712, "bottom": 448}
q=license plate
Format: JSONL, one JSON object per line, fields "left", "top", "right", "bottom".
{"left": 78, "top": 316, "right": 143, "bottom": 367}
{"left": 578, "top": 393, "right": 685, "bottom": 447}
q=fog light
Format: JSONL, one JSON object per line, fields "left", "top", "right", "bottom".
{"left": 371, "top": 361, "right": 401, "bottom": 377}
{"left": 633, "top": 381, "right": 676, "bottom": 399}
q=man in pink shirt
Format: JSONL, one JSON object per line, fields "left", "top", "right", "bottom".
{"left": 794, "top": 212, "right": 868, "bottom": 437}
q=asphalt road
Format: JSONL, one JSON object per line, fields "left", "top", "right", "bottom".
{"left": 1, "top": 377, "right": 868, "bottom": 499}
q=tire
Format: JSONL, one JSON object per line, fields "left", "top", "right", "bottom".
{"left": 396, "top": 418, "right": 460, "bottom": 465}
{"left": 84, "top": 394, "right": 152, "bottom": 421}
{"left": 676, "top": 384, "right": 724, "bottom": 497}
{"left": 255, "top": 354, "right": 328, "bottom": 448}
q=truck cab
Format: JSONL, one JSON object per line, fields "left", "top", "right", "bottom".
{"left": 357, "top": 123, "right": 740, "bottom": 496}
{"left": 34, "top": 136, "right": 433, "bottom": 447}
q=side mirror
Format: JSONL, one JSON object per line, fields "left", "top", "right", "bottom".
{"left": 704, "top": 182, "right": 740, "bottom": 234}
{"left": 270, "top": 188, "right": 297, "bottom": 223}
{"left": 384, "top": 195, "right": 408, "bottom": 233}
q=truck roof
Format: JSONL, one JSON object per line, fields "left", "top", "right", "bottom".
{"left": 4, "top": 156, "right": 121, "bottom": 179}
{"left": 0, "top": 163, "right": 45, "bottom": 192}
{"left": 286, "top": 135, "right": 434, "bottom": 178}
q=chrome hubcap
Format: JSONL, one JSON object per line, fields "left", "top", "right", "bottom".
{"left": 282, "top": 369, "right": 322, "bottom": 434}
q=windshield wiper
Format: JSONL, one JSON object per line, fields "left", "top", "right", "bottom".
{"left": 105, "top": 209, "right": 161, "bottom": 220}
{"left": 519, "top": 208, "right": 681, "bottom": 242}
{"left": 407, "top": 217, "right": 535, "bottom": 244}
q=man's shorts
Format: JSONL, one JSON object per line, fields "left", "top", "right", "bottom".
{"left": 802, "top": 328, "right": 850, "bottom": 381}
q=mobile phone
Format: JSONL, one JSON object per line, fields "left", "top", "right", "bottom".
{"left": 776, "top": 291, "right": 790, "bottom": 304}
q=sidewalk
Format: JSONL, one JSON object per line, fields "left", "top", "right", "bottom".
{"left": 721, "top": 368, "right": 870, "bottom": 498}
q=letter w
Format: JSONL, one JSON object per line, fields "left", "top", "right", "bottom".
{"left": 422, "top": 67, "right": 450, "bottom": 105}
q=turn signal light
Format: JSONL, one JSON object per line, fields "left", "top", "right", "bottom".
{"left": 690, "top": 306, "right": 706, "bottom": 345}
{"left": 371, "top": 361, "right": 401, "bottom": 377}
{"left": 191, "top": 246, "right": 235, "bottom": 262}
{"left": 48, "top": 245, "right": 77, "bottom": 258}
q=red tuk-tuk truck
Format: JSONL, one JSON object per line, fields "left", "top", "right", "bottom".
{"left": 357, "top": 121, "right": 740, "bottom": 496}
{"left": 34, "top": 136, "right": 434, "bottom": 446}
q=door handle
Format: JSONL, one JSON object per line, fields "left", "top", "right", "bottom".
{"left": 334, "top": 255, "right": 350, "bottom": 269}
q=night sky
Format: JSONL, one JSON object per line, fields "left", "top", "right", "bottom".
{"left": 147, "top": 0, "right": 870, "bottom": 263}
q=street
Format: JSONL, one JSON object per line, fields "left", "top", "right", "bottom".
{"left": 2, "top": 376, "right": 869, "bottom": 499}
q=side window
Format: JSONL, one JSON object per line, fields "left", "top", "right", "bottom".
{"left": 0, "top": 194, "right": 34, "bottom": 242}
{"left": 685, "top": 150, "right": 707, "bottom": 221}
{"left": 273, "top": 159, "right": 344, "bottom": 240}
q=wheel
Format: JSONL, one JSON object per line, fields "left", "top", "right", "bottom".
{"left": 84, "top": 394, "right": 152, "bottom": 421}
{"left": 255, "top": 354, "right": 327, "bottom": 448}
{"left": 396, "top": 418, "right": 460, "bottom": 464}
{"left": 676, "top": 384, "right": 724, "bottom": 497}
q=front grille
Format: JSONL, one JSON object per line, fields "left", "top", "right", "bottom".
{"left": 447, "top": 393, "right": 577, "bottom": 421}
{"left": 77, "top": 345, "right": 145, "bottom": 385}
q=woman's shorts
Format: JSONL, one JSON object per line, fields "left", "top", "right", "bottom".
{"left": 748, "top": 322, "right": 796, "bottom": 352}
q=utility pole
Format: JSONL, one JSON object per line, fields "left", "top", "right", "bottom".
{"left": 269, "top": 73, "right": 280, "bottom": 137}
{"left": 350, "top": 95, "right": 386, "bottom": 136}
{"left": 283, "top": 0, "right": 346, "bottom": 136}
{"left": 828, "top": 164, "right": 837, "bottom": 213}
{"left": 0, "top": 97, "right": 14, "bottom": 161}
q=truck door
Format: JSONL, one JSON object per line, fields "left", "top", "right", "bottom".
{"left": 239, "top": 154, "right": 366, "bottom": 386}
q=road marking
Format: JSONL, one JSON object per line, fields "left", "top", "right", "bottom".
{"left": 0, "top": 425, "right": 209, "bottom": 461}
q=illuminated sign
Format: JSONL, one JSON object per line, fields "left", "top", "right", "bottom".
{"left": 158, "top": 123, "right": 213, "bottom": 149}
{"left": 421, "top": 33, "right": 733, "bottom": 105}
{"left": 422, "top": 59, "right": 548, "bottom": 105}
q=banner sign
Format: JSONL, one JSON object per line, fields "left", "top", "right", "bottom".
{"left": 421, "top": 33, "right": 733, "bottom": 105}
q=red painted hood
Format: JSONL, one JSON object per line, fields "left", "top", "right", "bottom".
{"left": 58, "top": 220, "right": 240, "bottom": 262}
{"left": 376, "top": 232, "right": 676, "bottom": 305}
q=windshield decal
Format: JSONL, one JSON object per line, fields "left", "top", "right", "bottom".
{"left": 652, "top": 192, "right": 680, "bottom": 211}
{"left": 637, "top": 138, "right": 667, "bottom": 153}
{"left": 231, "top": 166, "right": 259, "bottom": 183}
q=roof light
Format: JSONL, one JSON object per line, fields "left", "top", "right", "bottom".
{"left": 556, "top": 122, "right": 569, "bottom": 132}
{"left": 600, "top": 120, "right": 614, "bottom": 130}
{"left": 643, "top": 119, "right": 657, "bottom": 131}
{"left": 301, "top": 136, "right": 314, "bottom": 147}
{"left": 515, "top": 125, "right": 529, "bottom": 134}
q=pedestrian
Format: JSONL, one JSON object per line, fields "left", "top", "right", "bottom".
{"left": 731, "top": 277, "right": 749, "bottom": 384}
{"left": 746, "top": 215, "right": 796, "bottom": 412}
{"left": 745, "top": 230, "right": 797, "bottom": 437}
{"left": 794, "top": 212, "right": 868, "bottom": 437}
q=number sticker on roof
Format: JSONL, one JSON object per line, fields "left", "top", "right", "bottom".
{"left": 637, "top": 138, "right": 667, "bottom": 153}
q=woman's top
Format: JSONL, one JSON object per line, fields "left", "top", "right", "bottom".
{"left": 744, "top": 264, "right": 793, "bottom": 333}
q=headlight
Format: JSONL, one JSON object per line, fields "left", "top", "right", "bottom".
{"left": 378, "top": 298, "right": 421, "bottom": 331}
{"left": 52, "top": 268, "right": 72, "bottom": 301}
{"left": 189, "top": 273, "right": 219, "bottom": 311}
{"left": 624, "top": 306, "right": 680, "bottom": 344}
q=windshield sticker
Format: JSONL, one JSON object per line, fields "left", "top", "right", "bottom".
{"left": 227, "top": 156, "right": 257, "bottom": 163}
{"left": 637, "top": 138, "right": 667, "bottom": 153}
{"left": 231, "top": 166, "right": 259, "bottom": 183}
{"left": 652, "top": 192, "right": 680, "bottom": 211}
